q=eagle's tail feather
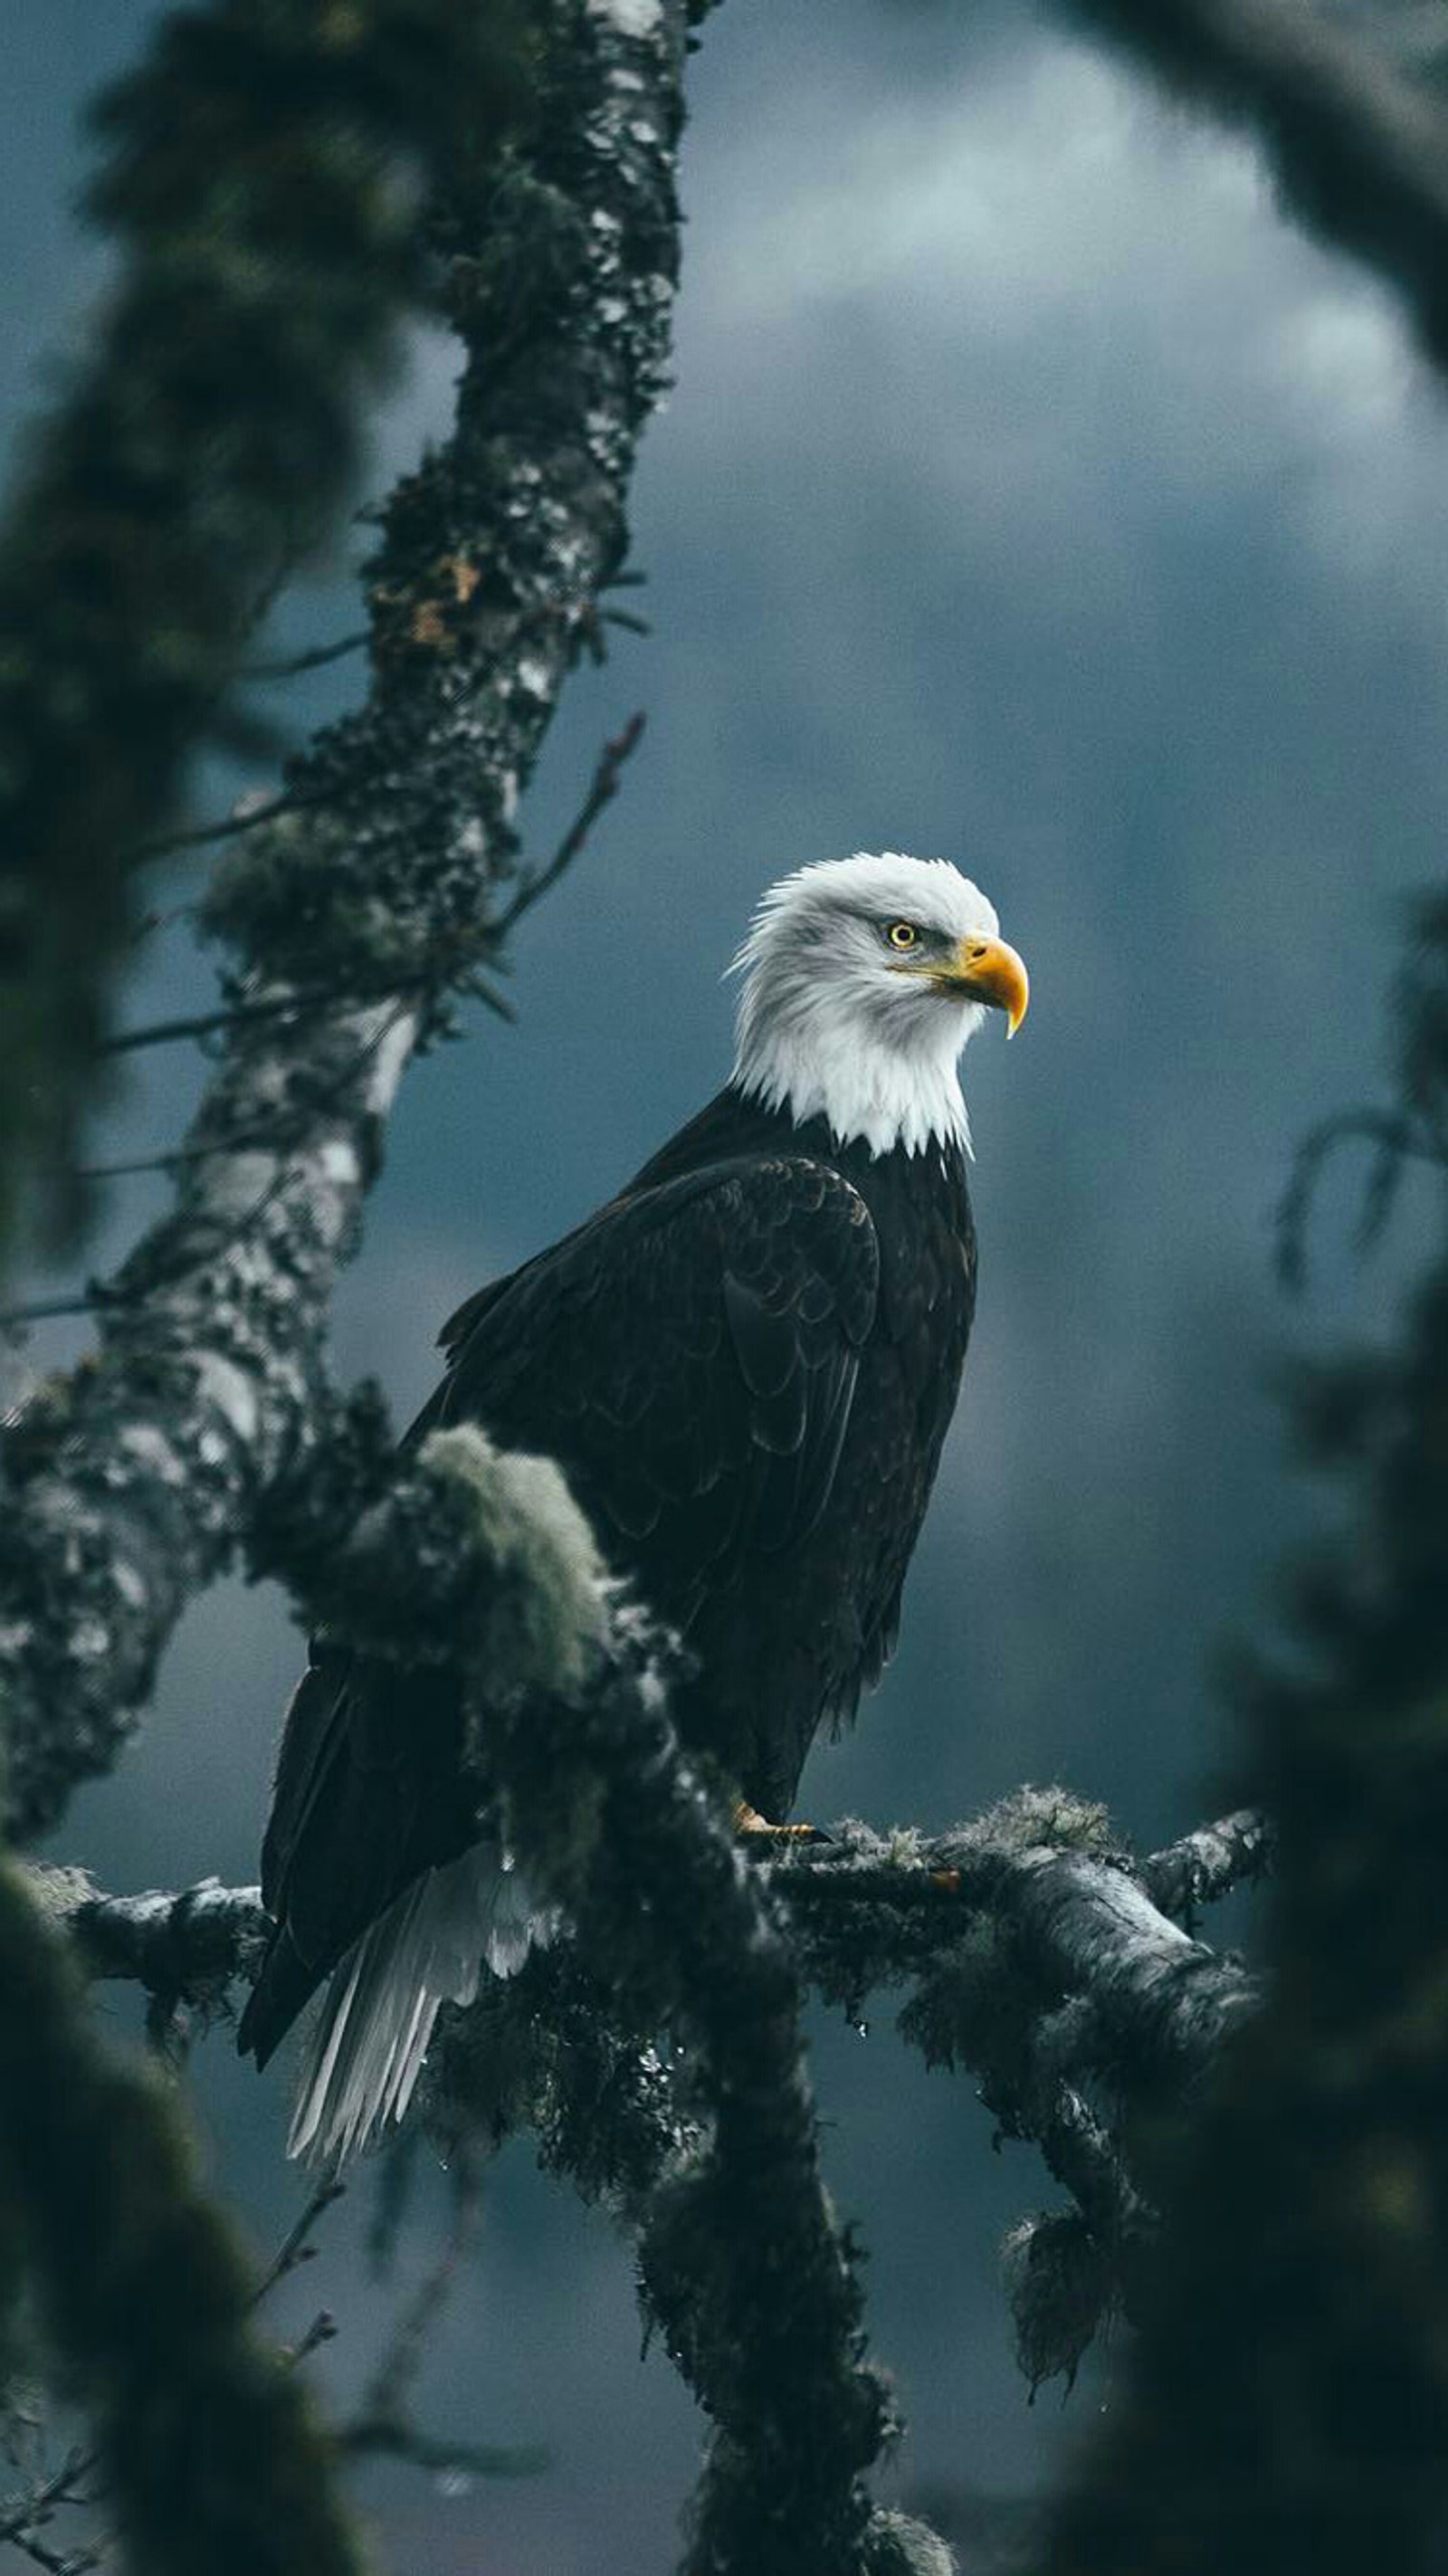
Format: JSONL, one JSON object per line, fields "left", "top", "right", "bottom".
{"left": 287, "top": 1843, "right": 546, "bottom": 2163}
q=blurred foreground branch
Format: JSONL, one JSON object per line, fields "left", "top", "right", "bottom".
{"left": 1056, "top": 0, "right": 1448, "bottom": 375}
{"left": 0, "top": 0, "right": 534, "bottom": 1255}
{"left": 0, "top": 1858, "right": 363, "bottom": 2576}
{"left": 1029, "top": 891, "right": 1448, "bottom": 2571}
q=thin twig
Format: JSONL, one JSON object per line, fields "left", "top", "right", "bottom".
{"left": 364, "top": 2157, "right": 481, "bottom": 2428}
{"left": 124, "top": 786, "right": 319, "bottom": 867}
{"left": 0, "top": 2452, "right": 92, "bottom": 2553}
{"left": 336, "top": 2419, "right": 548, "bottom": 2481}
{"left": 123, "top": 998, "right": 420, "bottom": 1310}
{"left": 96, "top": 990, "right": 334, "bottom": 1060}
{"left": 76, "top": 1139, "right": 259, "bottom": 1187}
{"left": 0, "top": 1292, "right": 106, "bottom": 1329}
{"left": 0, "top": 2186, "right": 347, "bottom": 2574}
{"left": 252, "top": 2180, "right": 347, "bottom": 2310}
{"left": 96, "top": 949, "right": 514, "bottom": 1062}
{"left": 337, "top": 2158, "right": 547, "bottom": 2484}
{"left": 284, "top": 2313, "right": 338, "bottom": 2368}
{"left": 242, "top": 632, "right": 370, "bottom": 682}
{"left": 76, "top": 1104, "right": 377, "bottom": 1188}
{"left": 1, "top": 2518, "right": 100, "bottom": 2575}
{"left": 494, "top": 711, "right": 646, "bottom": 936}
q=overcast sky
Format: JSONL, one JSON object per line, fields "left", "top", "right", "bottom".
{"left": 8, "top": 1, "right": 1448, "bottom": 2565}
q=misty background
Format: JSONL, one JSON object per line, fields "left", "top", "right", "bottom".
{"left": 6, "top": 0, "right": 1448, "bottom": 2565}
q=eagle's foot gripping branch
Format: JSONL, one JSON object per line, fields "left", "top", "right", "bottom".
{"left": 732, "top": 1800, "right": 829, "bottom": 1843}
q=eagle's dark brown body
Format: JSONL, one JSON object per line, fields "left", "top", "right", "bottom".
{"left": 241, "top": 1083, "right": 976, "bottom": 2070}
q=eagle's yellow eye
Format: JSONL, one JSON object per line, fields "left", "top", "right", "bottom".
{"left": 886, "top": 921, "right": 919, "bottom": 951}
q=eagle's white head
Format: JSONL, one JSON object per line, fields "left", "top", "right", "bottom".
{"left": 729, "top": 851, "right": 1029, "bottom": 1159}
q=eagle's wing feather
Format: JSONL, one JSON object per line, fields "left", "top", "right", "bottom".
{"left": 240, "top": 1154, "right": 880, "bottom": 2067}
{"left": 436, "top": 1154, "right": 879, "bottom": 1597}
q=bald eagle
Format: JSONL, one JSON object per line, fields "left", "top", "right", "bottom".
{"left": 240, "top": 853, "right": 1028, "bottom": 2157}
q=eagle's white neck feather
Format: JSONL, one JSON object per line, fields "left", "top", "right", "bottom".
{"left": 734, "top": 1005, "right": 972, "bottom": 1159}
{"left": 729, "top": 852, "right": 997, "bottom": 1159}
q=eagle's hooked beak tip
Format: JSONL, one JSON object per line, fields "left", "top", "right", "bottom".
{"left": 949, "top": 935, "right": 1029, "bottom": 1037}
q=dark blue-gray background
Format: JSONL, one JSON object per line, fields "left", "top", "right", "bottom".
{"left": 7, "top": 1, "right": 1448, "bottom": 2565}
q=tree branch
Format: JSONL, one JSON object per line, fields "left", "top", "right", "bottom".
{"left": 1139, "top": 1806, "right": 1273, "bottom": 1921}
{"left": 37, "top": 1809, "right": 1262, "bottom": 2039}
{"left": 59, "top": 1872, "right": 269, "bottom": 1998}
{"left": 98, "top": 1418, "right": 960, "bottom": 2573}
{"left": 0, "top": 0, "right": 699, "bottom": 1840}
{"left": 36, "top": 1789, "right": 1265, "bottom": 2427}
{"left": 1054, "top": 0, "right": 1448, "bottom": 376}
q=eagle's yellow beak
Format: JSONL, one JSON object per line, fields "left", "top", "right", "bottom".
{"left": 937, "top": 934, "right": 1030, "bottom": 1036}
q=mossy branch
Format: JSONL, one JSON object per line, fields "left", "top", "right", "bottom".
{"left": 0, "top": 0, "right": 536, "bottom": 1259}
{"left": 33, "top": 1772, "right": 1267, "bottom": 2434}
{"left": 0, "top": 1857, "right": 363, "bottom": 2576}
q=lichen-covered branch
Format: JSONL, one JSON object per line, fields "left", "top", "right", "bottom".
{"left": 783, "top": 1807, "right": 1260, "bottom": 2394}
{"left": 26, "top": 1865, "right": 269, "bottom": 1999}
{"left": 0, "top": 0, "right": 698, "bottom": 1840}
{"left": 1054, "top": 0, "right": 1448, "bottom": 377}
{"left": 37, "top": 1807, "right": 1262, "bottom": 2065}
{"left": 38, "top": 1782, "right": 1267, "bottom": 2426}
{"left": 275, "top": 1424, "right": 911, "bottom": 2576}
{"left": 771, "top": 1806, "right": 1259, "bottom": 2085}
{"left": 1139, "top": 1806, "right": 1272, "bottom": 1922}
{"left": 991, "top": 1844, "right": 1258, "bottom": 2085}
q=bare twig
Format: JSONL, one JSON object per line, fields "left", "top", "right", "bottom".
{"left": 75, "top": 1132, "right": 284, "bottom": 1188}
{"left": 1, "top": 997, "right": 425, "bottom": 1336}
{"left": 95, "top": 991, "right": 334, "bottom": 1060}
{"left": 1, "top": 2516, "right": 101, "bottom": 2574}
{"left": 124, "top": 787, "right": 321, "bottom": 867}
{"left": 494, "top": 712, "right": 647, "bottom": 935}
{"left": 336, "top": 2418, "right": 548, "bottom": 2481}
{"left": 0, "top": 2451, "right": 93, "bottom": 2557}
{"left": 357, "top": 2155, "right": 482, "bottom": 2436}
{"left": 242, "top": 633, "right": 370, "bottom": 682}
{"left": 252, "top": 2180, "right": 348, "bottom": 2310}
{"left": 284, "top": 2314, "right": 338, "bottom": 2368}
{"left": 333, "top": 2154, "right": 545, "bottom": 2485}
{"left": 0, "top": 2179, "right": 348, "bottom": 2576}
{"left": 0, "top": 1291, "right": 107, "bottom": 1329}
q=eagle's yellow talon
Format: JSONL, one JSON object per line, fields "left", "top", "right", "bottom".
{"left": 733, "top": 1800, "right": 824, "bottom": 1842}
